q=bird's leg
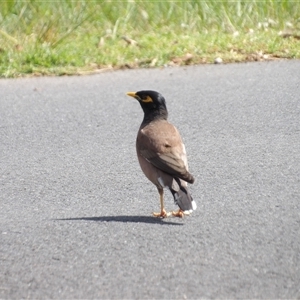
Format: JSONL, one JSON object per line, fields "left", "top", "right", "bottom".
{"left": 172, "top": 209, "right": 185, "bottom": 218}
{"left": 153, "top": 189, "right": 171, "bottom": 218}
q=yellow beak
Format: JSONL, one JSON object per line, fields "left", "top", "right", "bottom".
{"left": 126, "top": 92, "right": 137, "bottom": 98}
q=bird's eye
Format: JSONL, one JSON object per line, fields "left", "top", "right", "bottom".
{"left": 141, "top": 96, "right": 153, "bottom": 103}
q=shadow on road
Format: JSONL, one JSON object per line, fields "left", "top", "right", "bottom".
{"left": 55, "top": 215, "right": 183, "bottom": 225}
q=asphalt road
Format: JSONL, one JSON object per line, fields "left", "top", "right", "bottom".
{"left": 1, "top": 61, "right": 299, "bottom": 299}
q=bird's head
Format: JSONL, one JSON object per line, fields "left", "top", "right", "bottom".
{"left": 126, "top": 90, "right": 168, "bottom": 122}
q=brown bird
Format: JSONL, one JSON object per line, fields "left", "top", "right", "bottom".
{"left": 126, "top": 90, "right": 196, "bottom": 218}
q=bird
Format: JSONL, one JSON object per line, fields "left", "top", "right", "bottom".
{"left": 126, "top": 90, "right": 196, "bottom": 218}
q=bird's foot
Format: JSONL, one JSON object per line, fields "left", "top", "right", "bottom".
{"left": 172, "top": 209, "right": 185, "bottom": 218}
{"left": 153, "top": 209, "right": 171, "bottom": 218}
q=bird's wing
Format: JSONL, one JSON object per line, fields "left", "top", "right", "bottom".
{"left": 137, "top": 120, "right": 195, "bottom": 183}
{"left": 139, "top": 146, "right": 194, "bottom": 184}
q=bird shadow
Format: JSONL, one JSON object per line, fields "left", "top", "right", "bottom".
{"left": 55, "top": 215, "right": 183, "bottom": 226}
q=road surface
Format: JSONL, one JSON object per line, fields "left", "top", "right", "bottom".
{"left": 1, "top": 61, "right": 299, "bottom": 299}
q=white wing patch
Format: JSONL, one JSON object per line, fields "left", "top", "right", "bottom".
{"left": 181, "top": 143, "right": 189, "bottom": 170}
{"left": 158, "top": 177, "right": 166, "bottom": 188}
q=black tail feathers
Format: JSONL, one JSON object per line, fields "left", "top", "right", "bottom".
{"left": 170, "top": 178, "right": 197, "bottom": 212}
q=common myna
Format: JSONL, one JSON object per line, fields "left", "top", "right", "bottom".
{"left": 127, "top": 90, "right": 196, "bottom": 218}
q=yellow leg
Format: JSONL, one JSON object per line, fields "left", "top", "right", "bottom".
{"left": 153, "top": 189, "right": 171, "bottom": 218}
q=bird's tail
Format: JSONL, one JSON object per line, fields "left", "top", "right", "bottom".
{"left": 170, "top": 178, "right": 197, "bottom": 213}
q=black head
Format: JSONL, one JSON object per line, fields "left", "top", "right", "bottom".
{"left": 126, "top": 90, "right": 168, "bottom": 123}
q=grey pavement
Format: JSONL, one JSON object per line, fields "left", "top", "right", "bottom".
{"left": 0, "top": 61, "right": 299, "bottom": 299}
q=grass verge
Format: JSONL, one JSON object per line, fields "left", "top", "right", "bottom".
{"left": 0, "top": 0, "right": 299, "bottom": 77}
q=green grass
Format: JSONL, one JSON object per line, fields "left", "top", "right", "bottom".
{"left": 0, "top": 0, "right": 299, "bottom": 77}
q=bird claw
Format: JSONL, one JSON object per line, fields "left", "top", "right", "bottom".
{"left": 153, "top": 209, "right": 171, "bottom": 218}
{"left": 172, "top": 209, "right": 185, "bottom": 218}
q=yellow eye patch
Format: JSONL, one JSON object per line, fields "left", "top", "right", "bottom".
{"left": 141, "top": 96, "right": 153, "bottom": 103}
